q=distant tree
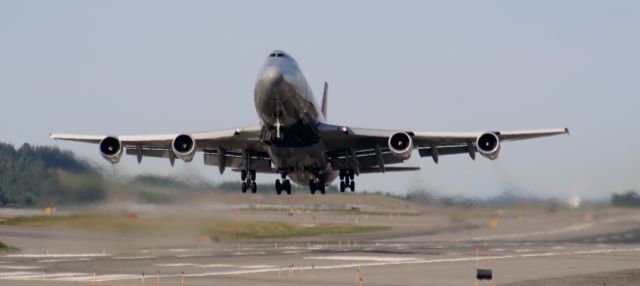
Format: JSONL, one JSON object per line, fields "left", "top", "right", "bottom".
{"left": 611, "top": 190, "right": 640, "bottom": 207}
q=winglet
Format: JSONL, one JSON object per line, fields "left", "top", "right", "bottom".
{"left": 321, "top": 81, "right": 328, "bottom": 119}
{"left": 564, "top": 127, "right": 570, "bottom": 135}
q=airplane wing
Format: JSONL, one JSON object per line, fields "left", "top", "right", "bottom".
{"left": 318, "top": 123, "right": 569, "bottom": 174}
{"left": 50, "top": 124, "right": 268, "bottom": 173}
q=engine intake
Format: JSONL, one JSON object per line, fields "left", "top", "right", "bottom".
{"left": 476, "top": 132, "right": 501, "bottom": 160}
{"left": 99, "top": 136, "right": 123, "bottom": 164}
{"left": 388, "top": 132, "right": 413, "bottom": 159}
{"left": 172, "top": 134, "right": 196, "bottom": 162}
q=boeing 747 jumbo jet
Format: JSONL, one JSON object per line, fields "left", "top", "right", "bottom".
{"left": 51, "top": 50, "right": 569, "bottom": 195}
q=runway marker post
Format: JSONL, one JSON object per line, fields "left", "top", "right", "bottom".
{"left": 156, "top": 270, "right": 160, "bottom": 284}
{"left": 142, "top": 272, "right": 145, "bottom": 284}
{"left": 43, "top": 269, "right": 46, "bottom": 280}
{"left": 180, "top": 271, "right": 184, "bottom": 284}
{"left": 93, "top": 271, "right": 96, "bottom": 282}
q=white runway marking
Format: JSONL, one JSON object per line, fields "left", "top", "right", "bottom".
{"left": 232, "top": 252, "right": 266, "bottom": 256}
{"left": 1, "top": 247, "right": 639, "bottom": 282}
{"left": 155, "top": 263, "right": 235, "bottom": 268}
{"left": 38, "top": 258, "right": 91, "bottom": 263}
{"left": 114, "top": 256, "right": 156, "bottom": 260}
{"left": 305, "top": 256, "right": 420, "bottom": 262}
{"left": 240, "top": 265, "right": 273, "bottom": 269}
{"left": 4, "top": 253, "right": 110, "bottom": 258}
{"left": 0, "top": 265, "right": 42, "bottom": 270}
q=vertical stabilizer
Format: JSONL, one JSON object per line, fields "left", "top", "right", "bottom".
{"left": 321, "top": 82, "right": 328, "bottom": 119}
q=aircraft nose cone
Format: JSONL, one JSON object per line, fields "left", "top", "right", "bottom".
{"left": 261, "top": 66, "right": 284, "bottom": 87}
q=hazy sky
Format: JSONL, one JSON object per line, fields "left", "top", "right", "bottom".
{"left": 1, "top": 1, "right": 638, "bottom": 200}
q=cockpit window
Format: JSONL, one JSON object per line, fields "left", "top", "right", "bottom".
{"left": 269, "top": 52, "right": 287, "bottom": 58}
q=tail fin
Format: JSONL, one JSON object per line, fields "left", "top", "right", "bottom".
{"left": 321, "top": 81, "right": 328, "bottom": 119}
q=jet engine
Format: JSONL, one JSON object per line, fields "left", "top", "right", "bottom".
{"left": 172, "top": 134, "right": 196, "bottom": 162}
{"left": 476, "top": 132, "right": 501, "bottom": 160}
{"left": 99, "top": 136, "right": 123, "bottom": 164}
{"left": 388, "top": 132, "right": 413, "bottom": 159}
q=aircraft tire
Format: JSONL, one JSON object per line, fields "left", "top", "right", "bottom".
{"left": 241, "top": 182, "right": 247, "bottom": 193}
{"left": 309, "top": 180, "right": 316, "bottom": 195}
{"left": 275, "top": 180, "right": 282, "bottom": 195}
{"left": 250, "top": 181, "right": 257, "bottom": 193}
{"left": 350, "top": 181, "right": 355, "bottom": 192}
{"left": 340, "top": 181, "right": 346, "bottom": 192}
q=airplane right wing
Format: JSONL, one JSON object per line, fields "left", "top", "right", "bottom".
{"left": 318, "top": 123, "right": 569, "bottom": 174}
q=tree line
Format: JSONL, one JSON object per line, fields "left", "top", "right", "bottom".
{"left": 0, "top": 143, "right": 105, "bottom": 206}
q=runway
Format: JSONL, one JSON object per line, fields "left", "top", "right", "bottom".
{"left": 1, "top": 203, "right": 640, "bottom": 285}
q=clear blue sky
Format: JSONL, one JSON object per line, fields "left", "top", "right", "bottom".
{"left": 1, "top": 1, "right": 638, "bottom": 200}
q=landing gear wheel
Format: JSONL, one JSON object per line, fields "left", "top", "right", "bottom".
{"left": 241, "top": 182, "right": 247, "bottom": 193}
{"left": 319, "top": 183, "right": 326, "bottom": 195}
{"left": 339, "top": 169, "right": 346, "bottom": 181}
{"left": 309, "top": 180, "right": 316, "bottom": 195}
{"left": 283, "top": 180, "right": 291, "bottom": 195}
{"left": 275, "top": 179, "right": 282, "bottom": 195}
{"left": 340, "top": 181, "right": 346, "bottom": 192}
{"left": 349, "top": 180, "right": 355, "bottom": 192}
{"left": 241, "top": 170, "right": 247, "bottom": 181}
{"left": 249, "top": 170, "right": 256, "bottom": 181}
{"left": 250, "top": 181, "right": 257, "bottom": 193}
{"left": 348, "top": 169, "right": 355, "bottom": 180}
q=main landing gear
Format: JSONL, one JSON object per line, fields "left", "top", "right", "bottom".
{"left": 339, "top": 169, "right": 356, "bottom": 192}
{"left": 309, "top": 178, "right": 326, "bottom": 195}
{"left": 275, "top": 173, "right": 292, "bottom": 195}
{"left": 240, "top": 170, "right": 257, "bottom": 193}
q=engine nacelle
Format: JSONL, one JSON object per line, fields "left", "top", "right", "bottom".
{"left": 172, "top": 134, "right": 196, "bottom": 162}
{"left": 99, "top": 136, "right": 123, "bottom": 164}
{"left": 388, "top": 132, "right": 413, "bottom": 159}
{"left": 476, "top": 132, "right": 501, "bottom": 160}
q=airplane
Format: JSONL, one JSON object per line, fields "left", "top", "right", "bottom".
{"left": 51, "top": 50, "right": 569, "bottom": 195}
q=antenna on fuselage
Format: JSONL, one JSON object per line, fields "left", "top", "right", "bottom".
{"left": 321, "top": 81, "right": 328, "bottom": 119}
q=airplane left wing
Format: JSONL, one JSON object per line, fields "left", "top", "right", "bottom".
{"left": 319, "top": 123, "right": 569, "bottom": 174}
{"left": 50, "top": 124, "right": 267, "bottom": 173}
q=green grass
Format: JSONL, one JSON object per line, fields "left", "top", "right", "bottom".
{"left": 1, "top": 214, "right": 389, "bottom": 240}
{"left": 0, "top": 240, "right": 17, "bottom": 253}
{"left": 0, "top": 214, "right": 159, "bottom": 235}
{"left": 243, "top": 207, "right": 419, "bottom": 217}
{"left": 201, "top": 221, "right": 389, "bottom": 239}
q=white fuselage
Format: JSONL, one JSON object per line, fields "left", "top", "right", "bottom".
{"left": 253, "top": 51, "right": 336, "bottom": 185}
